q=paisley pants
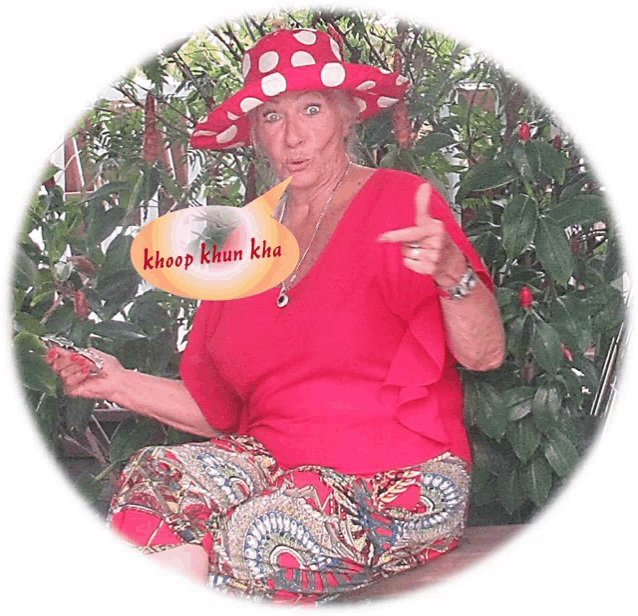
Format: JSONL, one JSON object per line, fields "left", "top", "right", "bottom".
{"left": 108, "top": 433, "right": 470, "bottom": 603}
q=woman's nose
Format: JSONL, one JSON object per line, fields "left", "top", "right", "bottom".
{"left": 283, "top": 116, "right": 304, "bottom": 148}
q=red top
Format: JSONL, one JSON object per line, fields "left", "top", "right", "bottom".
{"left": 180, "top": 169, "right": 493, "bottom": 475}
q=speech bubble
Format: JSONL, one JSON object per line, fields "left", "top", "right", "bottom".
{"left": 130, "top": 178, "right": 299, "bottom": 300}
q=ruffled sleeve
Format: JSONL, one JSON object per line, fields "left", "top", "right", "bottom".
{"left": 376, "top": 174, "right": 493, "bottom": 456}
{"left": 179, "top": 301, "right": 244, "bottom": 432}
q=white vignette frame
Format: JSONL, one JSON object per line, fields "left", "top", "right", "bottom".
{"left": 1, "top": 1, "right": 636, "bottom": 614}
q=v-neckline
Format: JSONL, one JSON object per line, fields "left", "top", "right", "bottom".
{"left": 272, "top": 168, "right": 381, "bottom": 301}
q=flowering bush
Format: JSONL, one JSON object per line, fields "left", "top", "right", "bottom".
{"left": 12, "top": 9, "right": 625, "bottom": 521}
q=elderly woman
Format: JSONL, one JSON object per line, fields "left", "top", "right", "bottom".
{"left": 46, "top": 28, "right": 505, "bottom": 603}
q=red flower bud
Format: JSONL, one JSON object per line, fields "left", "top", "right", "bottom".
{"left": 518, "top": 122, "right": 531, "bottom": 142}
{"left": 143, "top": 93, "right": 162, "bottom": 164}
{"left": 519, "top": 286, "right": 534, "bottom": 310}
{"left": 552, "top": 135, "right": 562, "bottom": 150}
{"left": 561, "top": 343, "right": 573, "bottom": 362}
{"left": 571, "top": 237, "right": 580, "bottom": 256}
{"left": 68, "top": 255, "right": 98, "bottom": 276}
{"left": 392, "top": 101, "right": 414, "bottom": 149}
{"left": 74, "top": 290, "right": 90, "bottom": 321}
{"left": 326, "top": 24, "right": 344, "bottom": 59}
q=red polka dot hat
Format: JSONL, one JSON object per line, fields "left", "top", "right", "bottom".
{"left": 190, "top": 28, "right": 410, "bottom": 150}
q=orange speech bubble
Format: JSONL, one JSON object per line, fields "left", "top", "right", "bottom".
{"left": 130, "top": 178, "right": 298, "bottom": 300}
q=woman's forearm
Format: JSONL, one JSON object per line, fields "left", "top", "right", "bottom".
{"left": 110, "top": 371, "right": 219, "bottom": 438}
{"left": 440, "top": 279, "right": 506, "bottom": 371}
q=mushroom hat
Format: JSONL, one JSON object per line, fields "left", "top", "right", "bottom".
{"left": 190, "top": 28, "right": 410, "bottom": 150}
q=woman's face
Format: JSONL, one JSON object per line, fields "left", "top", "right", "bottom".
{"left": 252, "top": 91, "right": 349, "bottom": 190}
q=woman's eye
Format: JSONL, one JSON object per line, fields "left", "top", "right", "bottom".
{"left": 263, "top": 111, "right": 279, "bottom": 123}
{"left": 306, "top": 104, "right": 321, "bottom": 115}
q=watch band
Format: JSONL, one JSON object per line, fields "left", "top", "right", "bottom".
{"left": 438, "top": 260, "right": 477, "bottom": 300}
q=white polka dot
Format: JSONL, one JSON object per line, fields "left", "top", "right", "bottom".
{"left": 320, "top": 63, "right": 346, "bottom": 87}
{"left": 216, "top": 125, "right": 238, "bottom": 144}
{"left": 261, "top": 72, "right": 287, "bottom": 97}
{"left": 356, "top": 80, "right": 376, "bottom": 91}
{"left": 225, "top": 141, "right": 245, "bottom": 149}
{"left": 379, "top": 68, "right": 392, "bottom": 74}
{"left": 377, "top": 96, "right": 399, "bottom": 108}
{"left": 396, "top": 75, "right": 409, "bottom": 86}
{"left": 258, "top": 51, "right": 279, "bottom": 73}
{"left": 242, "top": 53, "right": 251, "bottom": 78}
{"left": 239, "top": 97, "right": 263, "bottom": 112}
{"left": 329, "top": 38, "right": 341, "bottom": 60}
{"left": 227, "top": 111, "right": 239, "bottom": 120}
{"left": 193, "top": 129, "right": 217, "bottom": 137}
{"left": 290, "top": 51, "right": 315, "bottom": 67}
{"left": 353, "top": 98, "right": 366, "bottom": 114}
{"left": 293, "top": 30, "right": 317, "bottom": 45}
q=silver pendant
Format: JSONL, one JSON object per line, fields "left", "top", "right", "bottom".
{"left": 277, "top": 289, "right": 289, "bottom": 308}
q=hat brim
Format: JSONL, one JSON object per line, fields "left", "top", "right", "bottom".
{"left": 190, "top": 62, "right": 409, "bottom": 150}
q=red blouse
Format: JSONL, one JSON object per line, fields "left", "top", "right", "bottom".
{"left": 179, "top": 169, "right": 493, "bottom": 475}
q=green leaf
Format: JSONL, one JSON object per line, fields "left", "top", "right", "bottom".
{"left": 414, "top": 132, "right": 457, "bottom": 157}
{"left": 556, "top": 368, "right": 583, "bottom": 408}
{"left": 522, "top": 455, "right": 553, "bottom": 506}
{"left": 501, "top": 195, "right": 538, "bottom": 260}
{"left": 506, "top": 416, "right": 542, "bottom": 462}
{"left": 91, "top": 320, "right": 147, "bottom": 341}
{"left": 97, "top": 235, "right": 135, "bottom": 284}
{"left": 129, "top": 299, "right": 171, "bottom": 337}
{"left": 14, "top": 332, "right": 58, "bottom": 395}
{"left": 13, "top": 311, "right": 45, "bottom": 337}
{"left": 544, "top": 428, "right": 579, "bottom": 477}
{"left": 550, "top": 194, "right": 608, "bottom": 228}
{"left": 13, "top": 246, "right": 40, "bottom": 289}
{"left": 535, "top": 215, "right": 574, "bottom": 285}
{"left": 603, "top": 232, "right": 623, "bottom": 282}
{"left": 472, "top": 231, "right": 506, "bottom": 271}
{"left": 98, "top": 270, "right": 141, "bottom": 318}
{"left": 506, "top": 313, "right": 535, "bottom": 360}
{"left": 42, "top": 221, "right": 69, "bottom": 263}
{"left": 109, "top": 418, "right": 158, "bottom": 463}
{"left": 532, "top": 382, "right": 562, "bottom": 433}
{"left": 532, "top": 317, "right": 563, "bottom": 374}
{"left": 475, "top": 382, "right": 509, "bottom": 440}
{"left": 457, "top": 159, "right": 518, "bottom": 199}
{"left": 80, "top": 181, "right": 131, "bottom": 205}
{"left": 533, "top": 141, "right": 568, "bottom": 184}
{"left": 124, "top": 171, "right": 145, "bottom": 212}
{"left": 75, "top": 473, "right": 105, "bottom": 504}
{"left": 65, "top": 397, "right": 96, "bottom": 432}
{"left": 85, "top": 204, "right": 125, "bottom": 246}
{"left": 506, "top": 389, "right": 535, "bottom": 420}
{"left": 550, "top": 296, "right": 592, "bottom": 355}
{"left": 497, "top": 467, "right": 524, "bottom": 515}
{"left": 39, "top": 163, "right": 60, "bottom": 185}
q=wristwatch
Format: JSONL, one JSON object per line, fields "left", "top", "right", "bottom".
{"left": 439, "top": 260, "right": 477, "bottom": 300}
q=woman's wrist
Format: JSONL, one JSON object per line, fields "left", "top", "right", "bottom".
{"left": 436, "top": 257, "right": 478, "bottom": 300}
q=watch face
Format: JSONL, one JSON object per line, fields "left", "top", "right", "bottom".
{"left": 5, "top": 3, "right": 632, "bottom": 611}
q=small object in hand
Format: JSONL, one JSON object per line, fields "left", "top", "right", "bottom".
{"left": 40, "top": 334, "right": 104, "bottom": 375}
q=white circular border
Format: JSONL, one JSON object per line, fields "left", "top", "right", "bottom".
{"left": 1, "top": 1, "right": 635, "bottom": 614}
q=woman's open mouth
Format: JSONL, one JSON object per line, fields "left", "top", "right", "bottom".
{"left": 285, "top": 159, "right": 310, "bottom": 173}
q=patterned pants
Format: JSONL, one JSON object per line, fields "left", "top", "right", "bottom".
{"left": 108, "top": 433, "right": 470, "bottom": 603}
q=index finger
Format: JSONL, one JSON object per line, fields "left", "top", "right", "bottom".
{"left": 415, "top": 182, "right": 432, "bottom": 227}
